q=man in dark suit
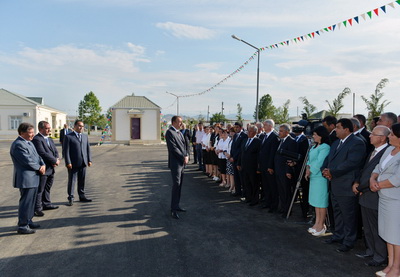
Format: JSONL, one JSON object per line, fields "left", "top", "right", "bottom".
{"left": 165, "top": 116, "right": 189, "bottom": 219}
{"left": 191, "top": 126, "right": 197, "bottom": 164}
{"left": 181, "top": 123, "right": 191, "bottom": 160}
{"left": 323, "top": 115, "right": 338, "bottom": 145}
{"left": 59, "top": 123, "right": 71, "bottom": 145}
{"left": 354, "top": 114, "right": 373, "bottom": 153}
{"left": 352, "top": 125, "right": 390, "bottom": 266}
{"left": 258, "top": 119, "right": 280, "bottom": 212}
{"left": 322, "top": 118, "right": 366, "bottom": 252}
{"left": 274, "top": 123, "right": 297, "bottom": 217}
{"left": 238, "top": 125, "right": 261, "bottom": 206}
{"left": 64, "top": 120, "right": 92, "bottom": 206}
{"left": 229, "top": 122, "right": 248, "bottom": 197}
{"left": 32, "top": 121, "right": 60, "bottom": 216}
{"left": 10, "top": 123, "right": 45, "bottom": 234}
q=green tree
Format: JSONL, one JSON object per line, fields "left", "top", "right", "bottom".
{"left": 236, "top": 103, "right": 244, "bottom": 122}
{"left": 256, "top": 94, "right": 276, "bottom": 122}
{"left": 210, "top": 112, "right": 227, "bottom": 125}
{"left": 275, "top": 99, "right": 290, "bottom": 124}
{"left": 299, "top": 96, "right": 317, "bottom": 119}
{"left": 325, "top": 87, "right": 351, "bottom": 118}
{"left": 361, "top": 78, "right": 390, "bottom": 121}
{"left": 78, "top": 91, "right": 103, "bottom": 135}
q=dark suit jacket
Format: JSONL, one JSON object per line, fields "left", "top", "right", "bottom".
{"left": 165, "top": 127, "right": 188, "bottom": 170}
{"left": 321, "top": 134, "right": 366, "bottom": 196}
{"left": 258, "top": 131, "right": 280, "bottom": 171}
{"left": 32, "top": 134, "right": 59, "bottom": 175}
{"left": 60, "top": 128, "right": 71, "bottom": 144}
{"left": 274, "top": 136, "right": 297, "bottom": 175}
{"left": 231, "top": 131, "right": 248, "bottom": 165}
{"left": 329, "top": 130, "right": 338, "bottom": 145}
{"left": 180, "top": 129, "right": 191, "bottom": 154}
{"left": 10, "top": 137, "right": 44, "bottom": 188}
{"left": 357, "top": 145, "right": 389, "bottom": 210}
{"left": 238, "top": 137, "right": 261, "bottom": 171}
{"left": 64, "top": 132, "right": 92, "bottom": 168}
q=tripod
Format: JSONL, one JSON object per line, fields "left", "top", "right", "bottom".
{"left": 285, "top": 143, "right": 313, "bottom": 219}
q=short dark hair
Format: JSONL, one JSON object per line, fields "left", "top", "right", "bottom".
{"left": 392, "top": 123, "right": 400, "bottom": 138}
{"left": 322, "top": 115, "right": 337, "bottom": 126}
{"left": 373, "top": 117, "right": 380, "bottom": 124}
{"left": 171, "top": 115, "right": 181, "bottom": 124}
{"left": 74, "top": 119, "right": 84, "bottom": 126}
{"left": 354, "top": 114, "right": 366, "bottom": 126}
{"left": 337, "top": 118, "right": 353, "bottom": 132}
{"left": 38, "top": 121, "right": 49, "bottom": 129}
{"left": 234, "top": 122, "right": 243, "bottom": 127}
{"left": 18, "top": 122, "right": 34, "bottom": 135}
{"left": 382, "top": 112, "right": 398, "bottom": 126}
{"left": 312, "top": 126, "right": 330, "bottom": 146}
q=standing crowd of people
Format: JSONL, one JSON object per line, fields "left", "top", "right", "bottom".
{"left": 10, "top": 120, "right": 92, "bottom": 235}
{"left": 176, "top": 112, "right": 400, "bottom": 277}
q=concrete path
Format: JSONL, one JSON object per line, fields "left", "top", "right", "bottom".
{"left": 0, "top": 142, "right": 379, "bottom": 276}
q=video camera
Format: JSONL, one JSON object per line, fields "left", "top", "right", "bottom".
{"left": 292, "top": 114, "right": 323, "bottom": 137}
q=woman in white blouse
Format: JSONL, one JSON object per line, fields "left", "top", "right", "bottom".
{"left": 215, "top": 129, "right": 230, "bottom": 187}
{"left": 370, "top": 123, "right": 400, "bottom": 277}
{"left": 201, "top": 126, "right": 212, "bottom": 176}
{"left": 225, "top": 128, "right": 236, "bottom": 193}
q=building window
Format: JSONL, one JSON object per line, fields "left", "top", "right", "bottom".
{"left": 10, "top": 116, "right": 22, "bottom": 130}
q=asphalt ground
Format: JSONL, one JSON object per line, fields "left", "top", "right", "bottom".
{"left": 0, "top": 141, "right": 381, "bottom": 277}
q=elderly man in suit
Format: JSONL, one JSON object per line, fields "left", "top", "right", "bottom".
{"left": 352, "top": 125, "right": 390, "bottom": 267}
{"left": 322, "top": 118, "right": 366, "bottom": 252}
{"left": 258, "top": 119, "right": 280, "bottom": 212}
{"left": 237, "top": 125, "right": 261, "bottom": 206}
{"left": 10, "top": 123, "right": 45, "bottom": 234}
{"left": 64, "top": 120, "right": 92, "bottom": 206}
{"left": 32, "top": 121, "right": 60, "bottom": 216}
{"left": 274, "top": 123, "right": 297, "bottom": 217}
{"left": 166, "top": 115, "right": 189, "bottom": 219}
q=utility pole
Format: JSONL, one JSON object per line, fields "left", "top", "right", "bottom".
{"left": 207, "top": 106, "right": 210, "bottom": 122}
{"left": 221, "top": 102, "right": 224, "bottom": 115}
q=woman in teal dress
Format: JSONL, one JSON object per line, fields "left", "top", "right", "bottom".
{"left": 305, "top": 126, "right": 331, "bottom": 236}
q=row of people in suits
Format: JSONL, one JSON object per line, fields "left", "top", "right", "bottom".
{"left": 10, "top": 120, "right": 92, "bottom": 234}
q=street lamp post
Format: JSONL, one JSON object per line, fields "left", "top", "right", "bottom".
{"left": 166, "top": 91, "right": 180, "bottom": 116}
{"left": 232, "top": 34, "right": 260, "bottom": 122}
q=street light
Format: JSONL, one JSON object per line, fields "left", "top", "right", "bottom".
{"left": 232, "top": 34, "right": 261, "bottom": 122}
{"left": 166, "top": 91, "right": 180, "bottom": 116}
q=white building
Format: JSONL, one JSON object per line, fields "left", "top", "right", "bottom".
{"left": 110, "top": 93, "right": 161, "bottom": 144}
{"left": 0, "top": 88, "right": 67, "bottom": 137}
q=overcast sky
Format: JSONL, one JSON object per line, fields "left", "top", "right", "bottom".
{"left": 1, "top": 0, "right": 399, "bottom": 119}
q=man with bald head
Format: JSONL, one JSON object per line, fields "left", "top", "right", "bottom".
{"left": 352, "top": 125, "right": 390, "bottom": 266}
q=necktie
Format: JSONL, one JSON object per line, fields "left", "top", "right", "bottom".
{"left": 262, "top": 134, "right": 269, "bottom": 145}
{"left": 369, "top": 150, "right": 377, "bottom": 161}
{"left": 245, "top": 138, "right": 252, "bottom": 149}
{"left": 278, "top": 139, "right": 284, "bottom": 150}
{"left": 45, "top": 137, "right": 50, "bottom": 147}
{"left": 78, "top": 133, "right": 82, "bottom": 141}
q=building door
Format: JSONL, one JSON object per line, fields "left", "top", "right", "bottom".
{"left": 131, "top": 118, "right": 140, "bottom": 139}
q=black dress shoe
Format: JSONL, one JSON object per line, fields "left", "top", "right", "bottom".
{"left": 43, "top": 205, "right": 59, "bottom": 210}
{"left": 324, "top": 238, "right": 342, "bottom": 244}
{"left": 336, "top": 244, "right": 353, "bottom": 253}
{"left": 79, "top": 198, "right": 92, "bottom": 202}
{"left": 17, "top": 228, "right": 35, "bottom": 234}
{"left": 365, "top": 259, "right": 387, "bottom": 267}
{"left": 34, "top": 210, "right": 45, "bottom": 217}
{"left": 67, "top": 199, "right": 73, "bottom": 206}
{"left": 355, "top": 252, "right": 373, "bottom": 259}
{"left": 176, "top": 208, "right": 186, "bottom": 212}
{"left": 171, "top": 211, "right": 179, "bottom": 219}
{"left": 29, "top": 223, "right": 41, "bottom": 229}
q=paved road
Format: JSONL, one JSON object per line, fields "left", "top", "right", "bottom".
{"left": 0, "top": 142, "right": 379, "bottom": 277}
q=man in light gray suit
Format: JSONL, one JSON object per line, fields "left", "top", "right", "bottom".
{"left": 352, "top": 125, "right": 390, "bottom": 267}
{"left": 63, "top": 120, "right": 92, "bottom": 206}
{"left": 322, "top": 118, "right": 366, "bottom": 252}
{"left": 165, "top": 116, "right": 189, "bottom": 219}
{"left": 10, "top": 123, "right": 45, "bottom": 234}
